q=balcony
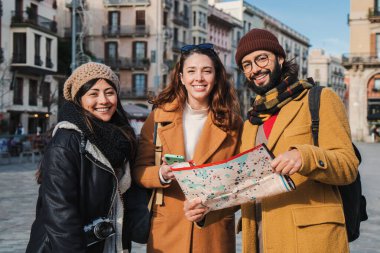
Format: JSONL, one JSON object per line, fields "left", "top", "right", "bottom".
{"left": 103, "top": 0, "right": 150, "bottom": 7}
{"left": 11, "top": 11, "right": 57, "bottom": 35}
{"left": 66, "top": 0, "right": 87, "bottom": 10}
{"left": 12, "top": 54, "right": 27, "bottom": 64}
{"left": 163, "top": 0, "right": 172, "bottom": 9}
{"left": 120, "top": 88, "right": 154, "bottom": 100}
{"left": 342, "top": 53, "right": 380, "bottom": 69}
{"left": 368, "top": 8, "right": 380, "bottom": 23}
{"left": 64, "top": 27, "right": 84, "bottom": 37}
{"left": 172, "top": 40, "right": 187, "bottom": 52}
{"left": 103, "top": 57, "right": 150, "bottom": 70}
{"left": 102, "top": 25, "right": 149, "bottom": 37}
{"left": 46, "top": 57, "right": 54, "bottom": 69}
{"left": 172, "top": 13, "right": 190, "bottom": 28}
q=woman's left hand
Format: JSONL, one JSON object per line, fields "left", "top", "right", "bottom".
{"left": 271, "top": 149, "right": 302, "bottom": 175}
{"left": 184, "top": 198, "right": 209, "bottom": 223}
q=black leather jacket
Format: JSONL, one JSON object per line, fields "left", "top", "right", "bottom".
{"left": 26, "top": 128, "right": 131, "bottom": 253}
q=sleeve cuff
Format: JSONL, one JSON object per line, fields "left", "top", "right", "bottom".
{"left": 159, "top": 167, "right": 172, "bottom": 184}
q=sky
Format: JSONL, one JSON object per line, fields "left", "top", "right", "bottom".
{"left": 246, "top": 0, "right": 350, "bottom": 57}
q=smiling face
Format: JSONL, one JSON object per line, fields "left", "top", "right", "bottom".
{"left": 242, "top": 50, "right": 284, "bottom": 95}
{"left": 180, "top": 53, "right": 216, "bottom": 109}
{"left": 80, "top": 79, "right": 118, "bottom": 122}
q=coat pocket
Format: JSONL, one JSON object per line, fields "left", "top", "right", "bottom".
{"left": 292, "top": 205, "right": 348, "bottom": 253}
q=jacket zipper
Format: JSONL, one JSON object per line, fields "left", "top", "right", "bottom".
{"left": 85, "top": 154, "right": 119, "bottom": 216}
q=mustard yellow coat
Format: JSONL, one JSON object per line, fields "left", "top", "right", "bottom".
{"left": 133, "top": 102, "right": 242, "bottom": 253}
{"left": 239, "top": 89, "right": 359, "bottom": 253}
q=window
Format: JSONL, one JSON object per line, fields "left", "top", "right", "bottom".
{"left": 374, "top": 79, "right": 380, "bottom": 91}
{"left": 193, "top": 11, "right": 196, "bottom": 26}
{"left": 163, "top": 11, "right": 168, "bottom": 26}
{"left": 133, "top": 74, "right": 147, "bottom": 97}
{"left": 13, "top": 78, "right": 23, "bottom": 105}
{"left": 42, "top": 82, "right": 51, "bottom": 107}
{"left": 376, "top": 34, "right": 380, "bottom": 58}
{"left": 184, "top": 5, "right": 189, "bottom": 19}
{"left": 46, "top": 38, "right": 53, "bottom": 68}
{"left": 174, "top": 0, "right": 179, "bottom": 14}
{"left": 105, "top": 42, "right": 118, "bottom": 66}
{"left": 35, "top": 34, "right": 42, "bottom": 66}
{"left": 133, "top": 42, "right": 146, "bottom": 60}
{"left": 13, "top": 33, "right": 26, "bottom": 63}
{"left": 136, "top": 10, "right": 145, "bottom": 26}
{"left": 108, "top": 11, "right": 120, "bottom": 34}
{"left": 29, "top": 80, "right": 38, "bottom": 106}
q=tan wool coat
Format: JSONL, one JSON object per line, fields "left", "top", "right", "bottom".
{"left": 239, "top": 88, "right": 359, "bottom": 253}
{"left": 133, "top": 102, "right": 242, "bottom": 253}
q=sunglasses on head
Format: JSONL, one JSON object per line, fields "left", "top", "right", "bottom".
{"left": 180, "top": 43, "right": 215, "bottom": 53}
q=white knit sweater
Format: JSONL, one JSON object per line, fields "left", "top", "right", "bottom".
{"left": 182, "top": 103, "right": 209, "bottom": 161}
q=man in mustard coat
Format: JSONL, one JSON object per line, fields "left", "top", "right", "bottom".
{"left": 233, "top": 29, "right": 359, "bottom": 252}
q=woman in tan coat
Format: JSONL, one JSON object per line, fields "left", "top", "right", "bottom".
{"left": 133, "top": 43, "right": 242, "bottom": 253}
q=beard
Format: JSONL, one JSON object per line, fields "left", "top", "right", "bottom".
{"left": 247, "top": 59, "right": 282, "bottom": 96}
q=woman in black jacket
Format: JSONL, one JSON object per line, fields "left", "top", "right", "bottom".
{"left": 26, "top": 62, "right": 139, "bottom": 253}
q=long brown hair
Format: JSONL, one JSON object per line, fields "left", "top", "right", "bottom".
{"left": 150, "top": 48, "right": 241, "bottom": 131}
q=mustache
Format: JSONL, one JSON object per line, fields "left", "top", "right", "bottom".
{"left": 250, "top": 69, "right": 271, "bottom": 80}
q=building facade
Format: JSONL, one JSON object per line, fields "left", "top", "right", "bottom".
{"left": 308, "top": 48, "right": 347, "bottom": 101}
{"left": 343, "top": 0, "right": 380, "bottom": 142}
{"left": 209, "top": 0, "right": 310, "bottom": 115}
{"left": 0, "top": 0, "right": 59, "bottom": 135}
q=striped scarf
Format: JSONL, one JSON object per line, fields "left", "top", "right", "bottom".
{"left": 247, "top": 79, "right": 313, "bottom": 125}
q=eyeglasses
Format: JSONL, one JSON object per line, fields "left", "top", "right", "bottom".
{"left": 241, "top": 54, "right": 270, "bottom": 73}
{"left": 180, "top": 43, "right": 215, "bottom": 53}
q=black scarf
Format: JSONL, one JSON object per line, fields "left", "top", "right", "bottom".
{"left": 247, "top": 79, "right": 313, "bottom": 125}
{"left": 59, "top": 102, "right": 132, "bottom": 169}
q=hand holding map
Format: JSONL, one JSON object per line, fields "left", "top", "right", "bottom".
{"left": 171, "top": 144, "right": 295, "bottom": 211}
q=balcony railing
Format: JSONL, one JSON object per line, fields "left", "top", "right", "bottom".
{"left": 64, "top": 27, "right": 84, "bottom": 37}
{"left": 163, "top": 0, "right": 172, "bottom": 9}
{"left": 11, "top": 11, "right": 57, "bottom": 34}
{"left": 12, "top": 54, "right": 27, "bottom": 64}
{"left": 342, "top": 53, "right": 380, "bottom": 67}
{"left": 34, "top": 56, "right": 43, "bottom": 66}
{"left": 119, "top": 88, "right": 154, "bottom": 99}
{"left": 368, "top": 8, "right": 380, "bottom": 22}
{"left": 46, "top": 57, "right": 54, "bottom": 69}
{"left": 172, "top": 13, "right": 190, "bottom": 28}
{"left": 172, "top": 40, "right": 187, "bottom": 52}
{"left": 103, "top": 0, "right": 150, "bottom": 6}
{"left": 103, "top": 57, "right": 150, "bottom": 70}
{"left": 102, "top": 25, "right": 149, "bottom": 37}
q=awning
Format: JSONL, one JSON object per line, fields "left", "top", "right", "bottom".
{"left": 123, "top": 104, "right": 150, "bottom": 119}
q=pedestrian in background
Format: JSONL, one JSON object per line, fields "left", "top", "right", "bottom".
{"left": 185, "top": 29, "right": 359, "bottom": 252}
{"left": 26, "top": 62, "right": 138, "bottom": 253}
{"left": 133, "top": 43, "right": 242, "bottom": 253}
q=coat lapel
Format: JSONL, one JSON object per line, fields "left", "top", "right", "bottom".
{"left": 192, "top": 113, "right": 227, "bottom": 165}
{"left": 267, "top": 91, "right": 306, "bottom": 149}
{"left": 156, "top": 108, "right": 186, "bottom": 157}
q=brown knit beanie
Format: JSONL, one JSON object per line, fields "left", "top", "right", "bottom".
{"left": 63, "top": 62, "right": 120, "bottom": 101}
{"left": 235, "top": 28, "right": 286, "bottom": 66}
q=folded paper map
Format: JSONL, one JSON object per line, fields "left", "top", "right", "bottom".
{"left": 171, "top": 144, "right": 295, "bottom": 211}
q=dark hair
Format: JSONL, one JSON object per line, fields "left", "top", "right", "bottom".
{"left": 73, "top": 78, "right": 137, "bottom": 153}
{"left": 36, "top": 79, "right": 137, "bottom": 184}
{"left": 150, "top": 48, "right": 241, "bottom": 131}
{"left": 280, "top": 57, "right": 299, "bottom": 83}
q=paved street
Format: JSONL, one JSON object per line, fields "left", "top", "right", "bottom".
{"left": 0, "top": 143, "right": 379, "bottom": 253}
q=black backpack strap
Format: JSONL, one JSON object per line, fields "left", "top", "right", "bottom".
{"left": 308, "top": 86, "right": 324, "bottom": 146}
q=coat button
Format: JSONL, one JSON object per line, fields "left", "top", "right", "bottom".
{"left": 318, "top": 160, "right": 325, "bottom": 167}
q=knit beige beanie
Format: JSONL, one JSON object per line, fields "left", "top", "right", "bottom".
{"left": 63, "top": 62, "right": 120, "bottom": 101}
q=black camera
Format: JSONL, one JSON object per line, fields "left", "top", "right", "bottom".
{"left": 84, "top": 218, "right": 115, "bottom": 246}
